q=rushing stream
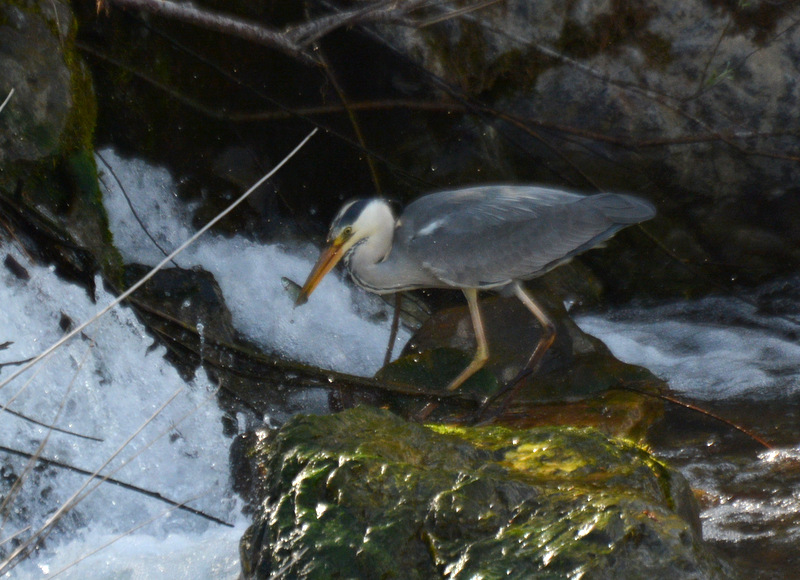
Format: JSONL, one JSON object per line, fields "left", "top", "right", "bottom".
{"left": 578, "top": 297, "right": 800, "bottom": 578}
{"left": 1, "top": 152, "right": 798, "bottom": 577}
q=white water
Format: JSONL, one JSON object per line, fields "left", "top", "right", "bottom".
{"left": 97, "top": 148, "right": 409, "bottom": 377}
{"left": 3, "top": 149, "right": 798, "bottom": 576}
{"left": 1, "top": 150, "right": 409, "bottom": 577}
{"left": 576, "top": 298, "right": 800, "bottom": 546}
{"left": 576, "top": 298, "right": 800, "bottom": 400}
{"left": 0, "top": 252, "right": 243, "bottom": 578}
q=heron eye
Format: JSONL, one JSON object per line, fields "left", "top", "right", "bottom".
{"left": 342, "top": 226, "right": 353, "bottom": 237}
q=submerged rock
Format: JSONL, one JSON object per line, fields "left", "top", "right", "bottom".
{"left": 239, "top": 407, "right": 731, "bottom": 579}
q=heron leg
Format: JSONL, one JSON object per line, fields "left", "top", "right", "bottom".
{"left": 475, "top": 282, "right": 556, "bottom": 421}
{"left": 447, "top": 288, "right": 489, "bottom": 391}
{"left": 383, "top": 293, "right": 402, "bottom": 367}
{"left": 513, "top": 282, "right": 556, "bottom": 375}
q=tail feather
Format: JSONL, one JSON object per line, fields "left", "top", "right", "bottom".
{"left": 587, "top": 193, "right": 656, "bottom": 224}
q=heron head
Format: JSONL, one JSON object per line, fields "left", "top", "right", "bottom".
{"left": 295, "top": 199, "right": 392, "bottom": 306}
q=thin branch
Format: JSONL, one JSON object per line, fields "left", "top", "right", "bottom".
{"left": 99, "top": 0, "right": 435, "bottom": 65}
{"left": 0, "top": 133, "right": 315, "bottom": 568}
{"left": 67, "top": 385, "right": 225, "bottom": 525}
{"left": 0, "top": 387, "right": 184, "bottom": 571}
{"left": 0, "top": 345, "right": 93, "bottom": 532}
{"left": 0, "top": 444, "right": 231, "bottom": 527}
{"left": 613, "top": 384, "right": 773, "bottom": 450}
{"left": 2, "top": 406, "right": 103, "bottom": 442}
{"left": 29, "top": 387, "right": 183, "bottom": 538}
{"left": 440, "top": 3, "right": 800, "bottom": 163}
{"left": 101, "top": 0, "right": 318, "bottom": 65}
{"left": 690, "top": 14, "right": 733, "bottom": 99}
{"left": 0, "top": 88, "right": 13, "bottom": 115}
{"left": 417, "top": 0, "right": 503, "bottom": 28}
{"left": 74, "top": 34, "right": 800, "bottom": 165}
{"left": 70, "top": 388, "right": 232, "bottom": 527}
{"left": 0, "top": 356, "right": 33, "bottom": 369}
{"left": 0, "top": 379, "right": 234, "bottom": 572}
{"left": 0, "top": 526, "right": 30, "bottom": 550}
{"left": 287, "top": 0, "right": 427, "bottom": 47}
{"left": 315, "top": 45, "right": 383, "bottom": 194}
{"left": 46, "top": 493, "right": 214, "bottom": 579}
{"left": 1, "top": 355, "right": 49, "bottom": 417}
{"left": 75, "top": 30, "right": 434, "bottom": 191}
{"left": 96, "top": 150, "right": 178, "bottom": 265}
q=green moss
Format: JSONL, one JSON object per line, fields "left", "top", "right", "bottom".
{"left": 60, "top": 9, "right": 97, "bottom": 156}
{"left": 241, "top": 407, "right": 730, "bottom": 579}
{"left": 0, "top": 1, "right": 122, "bottom": 284}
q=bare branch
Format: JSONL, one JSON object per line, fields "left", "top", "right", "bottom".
{"left": 100, "top": 0, "right": 440, "bottom": 64}
{"left": 2, "top": 406, "right": 103, "bottom": 442}
{"left": 417, "top": 0, "right": 503, "bottom": 29}
{"left": 96, "top": 150, "right": 178, "bottom": 266}
{"left": 0, "top": 88, "right": 13, "bottom": 115}
{"left": 101, "top": 0, "right": 318, "bottom": 64}
{"left": 47, "top": 493, "right": 212, "bottom": 578}
{"left": 286, "top": 0, "right": 428, "bottom": 47}
{"left": 0, "top": 346, "right": 93, "bottom": 532}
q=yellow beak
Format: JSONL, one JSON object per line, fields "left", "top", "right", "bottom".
{"left": 295, "top": 239, "right": 346, "bottom": 306}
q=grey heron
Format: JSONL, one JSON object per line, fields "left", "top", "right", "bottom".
{"left": 296, "top": 185, "right": 655, "bottom": 392}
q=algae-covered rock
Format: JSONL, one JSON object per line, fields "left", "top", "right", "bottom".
{"left": 0, "top": 0, "right": 121, "bottom": 282}
{"left": 239, "top": 407, "right": 731, "bottom": 579}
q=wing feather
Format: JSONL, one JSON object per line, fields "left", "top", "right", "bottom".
{"left": 395, "top": 185, "right": 653, "bottom": 288}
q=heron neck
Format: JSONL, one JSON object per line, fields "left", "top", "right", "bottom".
{"left": 346, "top": 226, "right": 410, "bottom": 294}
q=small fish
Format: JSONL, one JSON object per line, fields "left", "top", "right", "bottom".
{"left": 281, "top": 277, "right": 306, "bottom": 306}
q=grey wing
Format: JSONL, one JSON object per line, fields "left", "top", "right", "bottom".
{"left": 397, "top": 185, "right": 654, "bottom": 288}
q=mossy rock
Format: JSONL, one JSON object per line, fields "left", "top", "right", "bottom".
{"left": 239, "top": 407, "right": 732, "bottom": 579}
{"left": 0, "top": 0, "right": 121, "bottom": 282}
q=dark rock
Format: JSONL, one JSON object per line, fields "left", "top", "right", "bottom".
{"left": 0, "top": 0, "right": 121, "bottom": 283}
{"left": 121, "top": 263, "right": 245, "bottom": 385}
{"left": 123, "top": 264, "right": 238, "bottom": 344}
{"left": 239, "top": 407, "right": 732, "bottom": 579}
{"left": 3, "top": 254, "right": 30, "bottom": 281}
{"left": 0, "top": 1, "right": 76, "bottom": 163}
{"left": 377, "top": 287, "right": 664, "bottom": 437}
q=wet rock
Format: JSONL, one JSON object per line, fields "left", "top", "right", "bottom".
{"left": 239, "top": 406, "right": 732, "bottom": 579}
{"left": 71, "top": 0, "right": 311, "bottom": 241}
{"left": 0, "top": 0, "right": 121, "bottom": 283}
{"left": 0, "top": 1, "right": 76, "bottom": 164}
{"left": 123, "top": 264, "right": 238, "bottom": 344}
{"left": 121, "top": 263, "right": 246, "bottom": 387}
{"left": 377, "top": 287, "right": 664, "bottom": 437}
{"left": 399, "top": 291, "right": 604, "bottom": 389}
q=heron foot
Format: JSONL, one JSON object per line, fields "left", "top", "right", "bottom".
{"left": 471, "top": 367, "right": 536, "bottom": 424}
{"left": 446, "top": 349, "right": 489, "bottom": 391}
